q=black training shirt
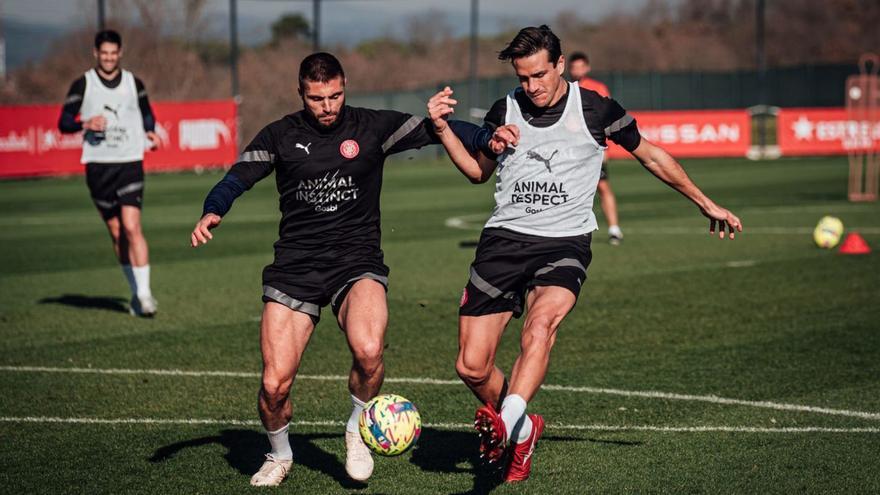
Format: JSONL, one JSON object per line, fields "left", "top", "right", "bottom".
{"left": 227, "top": 105, "right": 439, "bottom": 256}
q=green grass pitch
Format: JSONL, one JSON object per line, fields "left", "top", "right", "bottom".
{"left": 0, "top": 156, "right": 878, "bottom": 494}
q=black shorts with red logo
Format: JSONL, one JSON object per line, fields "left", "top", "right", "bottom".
{"left": 85, "top": 161, "right": 145, "bottom": 220}
{"left": 459, "top": 228, "right": 593, "bottom": 318}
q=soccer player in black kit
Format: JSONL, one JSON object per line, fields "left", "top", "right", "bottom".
{"left": 190, "top": 53, "right": 487, "bottom": 487}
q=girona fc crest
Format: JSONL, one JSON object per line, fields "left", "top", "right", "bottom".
{"left": 340, "top": 139, "right": 360, "bottom": 159}
{"left": 460, "top": 287, "right": 469, "bottom": 307}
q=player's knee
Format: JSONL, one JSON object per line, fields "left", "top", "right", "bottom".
{"left": 261, "top": 376, "right": 292, "bottom": 405}
{"left": 121, "top": 221, "right": 143, "bottom": 240}
{"left": 455, "top": 355, "right": 492, "bottom": 386}
{"left": 352, "top": 339, "right": 384, "bottom": 374}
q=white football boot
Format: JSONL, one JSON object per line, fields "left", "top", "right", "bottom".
{"left": 129, "top": 295, "right": 158, "bottom": 317}
{"left": 250, "top": 453, "right": 293, "bottom": 487}
{"left": 345, "top": 430, "right": 374, "bottom": 481}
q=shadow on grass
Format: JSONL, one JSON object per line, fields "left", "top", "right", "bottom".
{"left": 410, "top": 428, "right": 635, "bottom": 494}
{"left": 38, "top": 294, "right": 128, "bottom": 313}
{"left": 409, "top": 427, "right": 502, "bottom": 494}
{"left": 149, "top": 429, "right": 367, "bottom": 490}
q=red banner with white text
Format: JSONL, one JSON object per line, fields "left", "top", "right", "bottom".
{"left": 777, "top": 108, "right": 880, "bottom": 156}
{"left": 606, "top": 109, "right": 751, "bottom": 159}
{"left": 0, "top": 100, "right": 237, "bottom": 178}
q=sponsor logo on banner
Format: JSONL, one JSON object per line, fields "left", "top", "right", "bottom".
{"left": 0, "top": 101, "right": 238, "bottom": 178}
{"left": 606, "top": 110, "right": 751, "bottom": 158}
{"left": 778, "top": 108, "right": 880, "bottom": 155}
{"left": 639, "top": 122, "right": 741, "bottom": 145}
{"left": 179, "top": 119, "right": 232, "bottom": 150}
{"left": 38, "top": 128, "right": 83, "bottom": 153}
{"left": 0, "top": 130, "right": 34, "bottom": 153}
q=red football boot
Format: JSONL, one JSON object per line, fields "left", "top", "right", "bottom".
{"left": 474, "top": 403, "right": 508, "bottom": 464}
{"left": 503, "top": 414, "right": 544, "bottom": 483}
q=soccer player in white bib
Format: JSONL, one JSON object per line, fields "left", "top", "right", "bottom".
{"left": 428, "top": 25, "right": 742, "bottom": 483}
{"left": 58, "top": 30, "right": 160, "bottom": 317}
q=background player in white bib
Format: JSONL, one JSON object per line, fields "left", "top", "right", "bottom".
{"left": 428, "top": 25, "right": 742, "bottom": 483}
{"left": 59, "top": 30, "right": 160, "bottom": 317}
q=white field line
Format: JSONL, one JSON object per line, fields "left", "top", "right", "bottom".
{"left": 2, "top": 365, "right": 879, "bottom": 421}
{"left": 0, "top": 416, "right": 877, "bottom": 434}
{"left": 0, "top": 213, "right": 279, "bottom": 228}
{"left": 444, "top": 216, "right": 880, "bottom": 235}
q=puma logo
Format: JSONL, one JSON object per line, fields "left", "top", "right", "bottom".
{"left": 103, "top": 104, "right": 120, "bottom": 120}
{"left": 296, "top": 142, "right": 312, "bottom": 155}
{"left": 526, "top": 149, "right": 559, "bottom": 173}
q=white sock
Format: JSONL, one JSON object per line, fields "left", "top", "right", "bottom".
{"left": 513, "top": 413, "right": 533, "bottom": 443}
{"left": 132, "top": 264, "right": 152, "bottom": 298}
{"left": 500, "top": 394, "right": 528, "bottom": 442}
{"left": 121, "top": 264, "right": 137, "bottom": 295}
{"left": 267, "top": 423, "right": 293, "bottom": 460}
{"left": 347, "top": 394, "right": 366, "bottom": 433}
{"left": 608, "top": 225, "right": 623, "bottom": 238}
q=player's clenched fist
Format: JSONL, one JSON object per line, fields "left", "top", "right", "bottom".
{"left": 191, "top": 213, "right": 222, "bottom": 247}
{"left": 428, "top": 86, "right": 458, "bottom": 133}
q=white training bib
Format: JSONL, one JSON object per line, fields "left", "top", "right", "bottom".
{"left": 485, "top": 82, "right": 604, "bottom": 237}
{"left": 80, "top": 69, "right": 145, "bottom": 164}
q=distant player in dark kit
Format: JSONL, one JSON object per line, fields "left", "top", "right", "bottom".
{"left": 59, "top": 29, "right": 161, "bottom": 317}
{"left": 568, "top": 51, "right": 623, "bottom": 245}
{"left": 190, "top": 53, "right": 486, "bottom": 487}
{"left": 428, "top": 25, "right": 742, "bottom": 483}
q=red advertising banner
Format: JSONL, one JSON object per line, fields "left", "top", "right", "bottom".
{"left": 777, "top": 107, "right": 880, "bottom": 156}
{"left": 606, "top": 109, "right": 751, "bottom": 159}
{"left": 0, "top": 100, "right": 237, "bottom": 178}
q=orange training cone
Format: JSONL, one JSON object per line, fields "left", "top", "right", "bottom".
{"left": 838, "top": 232, "right": 871, "bottom": 255}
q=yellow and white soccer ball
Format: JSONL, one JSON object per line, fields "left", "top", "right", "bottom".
{"left": 813, "top": 216, "right": 844, "bottom": 249}
{"left": 358, "top": 394, "right": 421, "bottom": 456}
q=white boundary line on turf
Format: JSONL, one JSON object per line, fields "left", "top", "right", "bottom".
{"left": 444, "top": 215, "right": 880, "bottom": 235}
{"left": 3, "top": 365, "right": 879, "bottom": 421}
{"left": 0, "top": 416, "right": 877, "bottom": 434}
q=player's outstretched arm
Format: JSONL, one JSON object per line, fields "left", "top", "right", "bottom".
{"left": 427, "top": 87, "right": 513, "bottom": 183}
{"left": 190, "top": 172, "right": 251, "bottom": 247}
{"left": 630, "top": 138, "right": 743, "bottom": 240}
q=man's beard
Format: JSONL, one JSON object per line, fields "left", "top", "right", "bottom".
{"left": 98, "top": 63, "right": 119, "bottom": 75}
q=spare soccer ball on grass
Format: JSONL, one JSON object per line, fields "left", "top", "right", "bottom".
{"left": 813, "top": 216, "right": 844, "bottom": 249}
{"left": 359, "top": 394, "right": 421, "bottom": 456}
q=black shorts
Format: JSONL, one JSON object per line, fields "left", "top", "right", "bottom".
{"left": 600, "top": 164, "right": 609, "bottom": 181}
{"left": 460, "top": 228, "right": 592, "bottom": 318}
{"left": 261, "top": 247, "right": 389, "bottom": 324}
{"left": 85, "top": 161, "right": 145, "bottom": 220}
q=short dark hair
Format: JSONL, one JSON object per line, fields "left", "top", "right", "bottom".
{"left": 298, "top": 52, "right": 345, "bottom": 88}
{"left": 569, "top": 51, "right": 589, "bottom": 64}
{"left": 498, "top": 25, "right": 562, "bottom": 65}
{"left": 94, "top": 30, "right": 122, "bottom": 50}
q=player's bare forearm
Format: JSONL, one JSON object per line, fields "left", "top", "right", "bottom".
{"left": 631, "top": 139, "right": 712, "bottom": 208}
{"left": 427, "top": 86, "right": 496, "bottom": 183}
{"left": 435, "top": 126, "right": 493, "bottom": 183}
{"left": 631, "top": 138, "right": 743, "bottom": 239}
